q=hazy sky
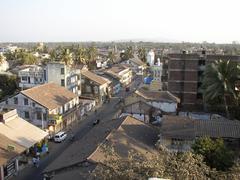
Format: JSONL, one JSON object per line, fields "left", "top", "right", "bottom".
{"left": 0, "top": 0, "right": 240, "bottom": 43}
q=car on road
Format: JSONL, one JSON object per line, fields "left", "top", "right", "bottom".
{"left": 93, "top": 119, "right": 100, "bottom": 126}
{"left": 54, "top": 131, "right": 67, "bottom": 143}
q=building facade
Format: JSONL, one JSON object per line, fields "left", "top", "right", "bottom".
{"left": 0, "top": 83, "right": 80, "bottom": 133}
{"left": 167, "top": 53, "right": 240, "bottom": 109}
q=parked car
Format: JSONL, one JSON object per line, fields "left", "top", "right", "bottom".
{"left": 93, "top": 119, "right": 100, "bottom": 126}
{"left": 54, "top": 131, "right": 67, "bottom": 143}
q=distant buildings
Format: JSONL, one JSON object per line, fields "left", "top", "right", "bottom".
{"left": 147, "top": 50, "right": 155, "bottom": 66}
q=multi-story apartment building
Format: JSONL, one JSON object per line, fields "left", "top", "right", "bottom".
{"left": 105, "top": 64, "right": 132, "bottom": 87}
{"left": 168, "top": 52, "right": 240, "bottom": 109}
{"left": 18, "top": 65, "right": 45, "bottom": 89}
{"left": 18, "top": 62, "right": 82, "bottom": 96}
{"left": 0, "top": 83, "right": 80, "bottom": 133}
{"left": 45, "top": 62, "right": 81, "bottom": 96}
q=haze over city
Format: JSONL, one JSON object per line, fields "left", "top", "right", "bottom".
{"left": 1, "top": 0, "right": 240, "bottom": 43}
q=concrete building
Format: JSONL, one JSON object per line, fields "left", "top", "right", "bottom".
{"left": 18, "top": 65, "right": 45, "bottom": 89}
{"left": 147, "top": 50, "right": 155, "bottom": 66}
{"left": 0, "top": 83, "right": 80, "bottom": 133}
{"left": 105, "top": 64, "right": 132, "bottom": 87}
{"left": 0, "top": 108, "right": 47, "bottom": 180}
{"left": 167, "top": 53, "right": 240, "bottom": 109}
{"left": 158, "top": 115, "right": 240, "bottom": 152}
{"left": 45, "top": 62, "right": 81, "bottom": 96}
{"left": 81, "top": 70, "right": 111, "bottom": 104}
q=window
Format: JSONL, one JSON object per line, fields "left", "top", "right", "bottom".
{"left": 61, "top": 79, "right": 65, "bottom": 86}
{"left": 24, "top": 98, "right": 28, "bottom": 105}
{"left": 24, "top": 111, "right": 30, "bottom": 119}
{"left": 36, "top": 111, "right": 41, "bottom": 120}
{"left": 21, "top": 76, "right": 27, "bottom": 81}
{"left": 14, "top": 97, "right": 18, "bottom": 104}
{"left": 32, "top": 102, "right": 35, "bottom": 107}
{"left": 61, "top": 68, "right": 64, "bottom": 75}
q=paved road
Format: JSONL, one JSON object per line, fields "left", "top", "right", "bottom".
{"left": 12, "top": 98, "right": 119, "bottom": 180}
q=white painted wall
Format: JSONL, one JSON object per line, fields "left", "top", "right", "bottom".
{"left": 149, "top": 101, "right": 177, "bottom": 113}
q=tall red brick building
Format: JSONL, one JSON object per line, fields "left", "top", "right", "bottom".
{"left": 167, "top": 52, "right": 240, "bottom": 109}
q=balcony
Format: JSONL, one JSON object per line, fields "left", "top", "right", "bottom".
{"left": 48, "top": 114, "right": 62, "bottom": 125}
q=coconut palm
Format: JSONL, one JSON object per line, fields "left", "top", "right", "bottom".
{"left": 125, "top": 46, "right": 134, "bottom": 59}
{"left": 86, "top": 46, "right": 98, "bottom": 69}
{"left": 61, "top": 48, "right": 72, "bottom": 65}
{"left": 201, "top": 60, "right": 240, "bottom": 119}
{"left": 107, "top": 50, "right": 116, "bottom": 64}
{"left": 137, "top": 47, "right": 146, "bottom": 62}
{"left": 75, "top": 47, "right": 87, "bottom": 65}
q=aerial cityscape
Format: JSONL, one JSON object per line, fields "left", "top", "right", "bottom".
{"left": 0, "top": 0, "right": 240, "bottom": 180}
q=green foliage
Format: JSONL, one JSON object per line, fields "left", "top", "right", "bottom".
{"left": 0, "top": 75, "right": 18, "bottom": 100}
{"left": 19, "top": 52, "right": 37, "bottom": 65}
{"left": 137, "top": 47, "right": 147, "bottom": 62}
{"left": 192, "top": 137, "right": 235, "bottom": 171}
{"left": 92, "top": 144, "right": 212, "bottom": 180}
{"left": 201, "top": 60, "right": 240, "bottom": 118}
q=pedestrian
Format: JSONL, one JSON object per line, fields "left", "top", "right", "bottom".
{"left": 32, "top": 157, "right": 36, "bottom": 167}
{"left": 36, "top": 157, "right": 40, "bottom": 168}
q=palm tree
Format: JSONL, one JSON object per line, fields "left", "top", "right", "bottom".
{"left": 61, "top": 48, "right": 72, "bottom": 65}
{"left": 75, "top": 47, "right": 87, "bottom": 65}
{"left": 201, "top": 60, "right": 240, "bottom": 119}
{"left": 86, "top": 46, "right": 98, "bottom": 69}
{"left": 107, "top": 50, "right": 116, "bottom": 64}
{"left": 125, "top": 46, "right": 134, "bottom": 60}
{"left": 137, "top": 47, "right": 146, "bottom": 62}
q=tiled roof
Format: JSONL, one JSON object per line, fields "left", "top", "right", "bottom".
{"left": 81, "top": 70, "right": 109, "bottom": 85}
{"left": 21, "top": 83, "right": 77, "bottom": 110}
{"left": 129, "top": 56, "right": 146, "bottom": 66}
{"left": 0, "top": 134, "right": 26, "bottom": 166}
{"left": 0, "top": 116, "right": 48, "bottom": 149}
{"left": 135, "top": 88, "right": 180, "bottom": 103}
{"left": 88, "top": 116, "right": 159, "bottom": 163}
{"left": 161, "top": 115, "right": 240, "bottom": 140}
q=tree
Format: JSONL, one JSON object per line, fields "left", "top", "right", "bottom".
{"left": 125, "top": 46, "right": 134, "bottom": 60}
{"left": 0, "top": 54, "right": 4, "bottom": 64}
{"left": 201, "top": 60, "right": 240, "bottom": 119}
{"left": 107, "top": 50, "right": 116, "bottom": 64}
{"left": 19, "top": 52, "right": 37, "bottom": 65}
{"left": 92, "top": 144, "right": 213, "bottom": 180}
{"left": 192, "top": 137, "right": 235, "bottom": 171}
{"left": 0, "top": 75, "right": 18, "bottom": 100}
{"left": 60, "top": 48, "right": 72, "bottom": 65}
{"left": 86, "top": 46, "right": 98, "bottom": 69}
{"left": 137, "top": 47, "right": 147, "bottom": 62}
{"left": 74, "top": 47, "right": 87, "bottom": 65}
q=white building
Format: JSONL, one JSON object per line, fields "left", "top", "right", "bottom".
{"left": 149, "top": 58, "right": 163, "bottom": 90}
{"left": 18, "top": 62, "right": 82, "bottom": 96}
{"left": 18, "top": 65, "right": 45, "bottom": 89}
{"left": 147, "top": 50, "right": 155, "bottom": 66}
{"left": 0, "top": 83, "right": 80, "bottom": 132}
{"left": 0, "top": 54, "right": 9, "bottom": 72}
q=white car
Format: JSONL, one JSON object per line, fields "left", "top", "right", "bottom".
{"left": 54, "top": 131, "right": 67, "bottom": 143}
